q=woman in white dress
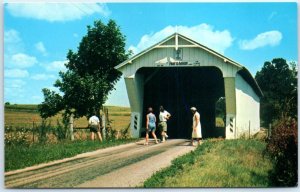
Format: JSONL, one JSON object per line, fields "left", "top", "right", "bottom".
{"left": 190, "top": 107, "right": 202, "bottom": 146}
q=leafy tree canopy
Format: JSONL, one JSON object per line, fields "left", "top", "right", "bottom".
{"left": 255, "top": 58, "right": 297, "bottom": 126}
{"left": 38, "top": 19, "right": 130, "bottom": 119}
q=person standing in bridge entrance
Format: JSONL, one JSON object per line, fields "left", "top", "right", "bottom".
{"left": 159, "top": 106, "right": 171, "bottom": 143}
{"left": 190, "top": 107, "right": 202, "bottom": 146}
{"left": 144, "top": 107, "right": 159, "bottom": 145}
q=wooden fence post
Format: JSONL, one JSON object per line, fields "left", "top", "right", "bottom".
{"left": 101, "top": 112, "right": 106, "bottom": 140}
{"left": 249, "top": 121, "right": 251, "bottom": 139}
{"left": 69, "top": 115, "right": 74, "bottom": 141}
{"left": 268, "top": 123, "right": 272, "bottom": 139}
{"left": 32, "top": 120, "right": 35, "bottom": 143}
{"left": 105, "top": 107, "right": 110, "bottom": 138}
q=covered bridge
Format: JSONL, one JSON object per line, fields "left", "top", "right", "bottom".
{"left": 115, "top": 33, "right": 263, "bottom": 139}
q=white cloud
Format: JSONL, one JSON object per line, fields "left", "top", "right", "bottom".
{"left": 288, "top": 60, "right": 298, "bottom": 65}
{"left": 5, "top": 69, "right": 29, "bottom": 78}
{"left": 129, "top": 24, "right": 234, "bottom": 55}
{"left": 6, "top": 3, "right": 110, "bottom": 22}
{"left": 31, "top": 73, "right": 56, "bottom": 80}
{"left": 8, "top": 53, "right": 38, "bottom": 68}
{"left": 45, "top": 60, "right": 67, "bottom": 72}
{"left": 47, "top": 86, "right": 61, "bottom": 94}
{"left": 239, "top": 31, "right": 282, "bottom": 50}
{"left": 4, "top": 80, "right": 26, "bottom": 103}
{"left": 5, "top": 79, "right": 26, "bottom": 88}
{"left": 35, "top": 42, "right": 48, "bottom": 56}
{"left": 4, "top": 29, "right": 21, "bottom": 44}
{"left": 4, "top": 29, "right": 24, "bottom": 54}
{"left": 288, "top": 60, "right": 298, "bottom": 70}
{"left": 4, "top": 87, "right": 25, "bottom": 101}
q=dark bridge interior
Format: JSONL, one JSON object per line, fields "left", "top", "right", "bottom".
{"left": 138, "top": 67, "right": 225, "bottom": 139}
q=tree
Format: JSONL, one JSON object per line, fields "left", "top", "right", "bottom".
{"left": 266, "top": 117, "right": 297, "bottom": 186}
{"left": 38, "top": 19, "right": 129, "bottom": 120}
{"left": 255, "top": 58, "right": 297, "bottom": 126}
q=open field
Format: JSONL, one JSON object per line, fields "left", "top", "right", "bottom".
{"left": 5, "top": 104, "right": 131, "bottom": 131}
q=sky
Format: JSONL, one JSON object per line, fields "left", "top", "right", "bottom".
{"left": 3, "top": 1, "right": 298, "bottom": 107}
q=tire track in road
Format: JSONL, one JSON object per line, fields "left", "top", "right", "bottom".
{"left": 78, "top": 140, "right": 195, "bottom": 188}
{"left": 5, "top": 139, "right": 193, "bottom": 188}
{"left": 5, "top": 144, "right": 139, "bottom": 186}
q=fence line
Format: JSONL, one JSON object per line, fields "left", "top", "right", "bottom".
{"left": 4, "top": 117, "right": 131, "bottom": 146}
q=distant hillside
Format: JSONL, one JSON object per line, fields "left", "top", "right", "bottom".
{"left": 4, "top": 104, "right": 130, "bottom": 113}
{"left": 5, "top": 104, "right": 38, "bottom": 112}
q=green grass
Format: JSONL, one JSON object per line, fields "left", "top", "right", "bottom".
{"left": 144, "top": 139, "right": 273, "bottom": 187}
{"left": 5, "top": 138, "right": 138, "bottom": 172}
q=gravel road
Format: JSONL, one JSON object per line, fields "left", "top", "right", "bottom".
{"left": 5, "top": 139, "right": 195, "bottom": 188}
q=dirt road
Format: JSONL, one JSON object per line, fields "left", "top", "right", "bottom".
{"left": 5, "top": 139, "right": 195, "bottom": 188}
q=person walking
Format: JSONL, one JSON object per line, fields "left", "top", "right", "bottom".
{"left": 145, "top": 107, "right": 159, "bottom": 145}
{"left": 88, "top": 112, "right": 103, "bottom": 143}
{"left": 190, "top": 107, "right": 202, "bottom": 146}
{"left": 159, "top": 106, "right": 171, "bottom": 143}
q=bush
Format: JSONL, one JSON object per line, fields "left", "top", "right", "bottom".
{"left": 4, "top": 126, "right": 30, "bottom": 146}
{"left": 266, "top": 117, "right": 298, "bottom": 186}
{"left": 52, "top": 119, "right": 68, "bottom": 140}
{"left": 120, "top": 123, "right": 131, "bottom": 139}
{"left": 39, "top": 119, "right": 52, "bottom": 143}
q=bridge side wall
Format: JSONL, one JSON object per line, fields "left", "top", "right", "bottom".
{"left": 235, "top": 73, "right": 260, "bottom": 137}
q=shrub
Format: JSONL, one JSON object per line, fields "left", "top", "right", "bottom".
{"left": 39, "top": 119, "right": 52, "bottom": 143}
{"left": 120, "top": 123, "right": 131, "bottom": 139}
{"left": 52, "top": 119, "right": 68, "bottom": 140}
{"left": 266, "top": 117, "right": 298, "bottom": 186}
{"left": 4, "top": 127, "right": 30, "bottom": 146}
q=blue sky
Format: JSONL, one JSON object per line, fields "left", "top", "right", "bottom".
{"left": 3, "top": 2, "right": 298, "bottom": 107}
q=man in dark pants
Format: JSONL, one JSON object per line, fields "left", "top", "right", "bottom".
{"left": 88, "top": 112, "right": 102, "bottom": 143}
{"left": 158, "top": 106, "right": 171, "bottom": 142}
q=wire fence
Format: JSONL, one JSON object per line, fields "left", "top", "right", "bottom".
{"left": 4, "top": 114, "right": 131, "bottom": 146}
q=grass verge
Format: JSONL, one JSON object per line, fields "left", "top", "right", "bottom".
{"left": 144, "top": 139, "right": 273, "bottom": 187}
{"left": 5, "top": 138, "right": 138, "bottom": 172}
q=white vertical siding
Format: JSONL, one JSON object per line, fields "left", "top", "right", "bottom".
{"left": 162, "top": 37, "right": 175, "bottom": 45}
{"left": 178, "top": 37, "right": 192, "bottom": 45}
{"left": 235, "top": 73, "right": 260, "bottom": 137}
{"left": 121, "top": 46, "right": 239, "bottom": 78}
{"left": 124, "top": 74, "right": 144, "bottom": 138}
